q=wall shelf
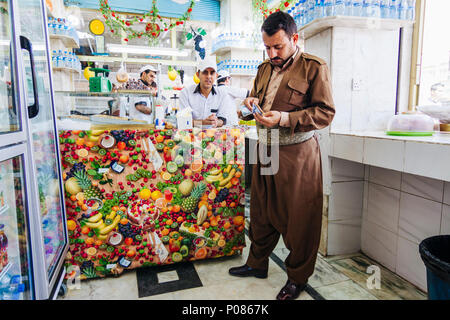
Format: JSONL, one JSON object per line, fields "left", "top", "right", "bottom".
{"left": 49, "top": 34, "right": 80, "bottom": 49}
{"left": 212, "top": 46, "right": 264, "bottom": 56}
{"left": 53, "top": 67, "right": 81, "bottom": 74}
{"left": 299, "top": 16, "right": 414, "bottom": 39}
{"left": 77, "top": 55, "right": 197, "bottom": 67}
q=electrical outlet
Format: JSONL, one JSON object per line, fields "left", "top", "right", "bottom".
{"left": 352, "top": 78, "right": 362, "bottom": 91}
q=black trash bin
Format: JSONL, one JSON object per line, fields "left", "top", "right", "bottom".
{"left": 419, "top": 235, "right": 450, "bottom": 300}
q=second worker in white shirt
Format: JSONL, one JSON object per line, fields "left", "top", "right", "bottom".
{"left": 179, "top": 57, "right": 239, "bottom": 127}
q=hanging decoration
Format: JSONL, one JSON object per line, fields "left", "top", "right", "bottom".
{"left": 186, "top": 27, "right": 207, "bottom": 60}
{"left": 252, "top": 0, "right": 296, "bottom": 19}
{"left": 99, "top": 0, "right": 196, "bottom": 45}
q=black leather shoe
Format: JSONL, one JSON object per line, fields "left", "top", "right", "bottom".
{"left": 276, "top": 280, "right": 307, "bottom": 300}
{"left": 229, "top": 264, "right": 268, "bottom": 279}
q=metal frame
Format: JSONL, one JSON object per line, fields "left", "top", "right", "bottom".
{"left": 10, "top": 0, "right": 69, "bottom": 299}
{"left": 408, "top": 0, "right": 426, "bottom": 110}
{"left": 0, "top": 142, "right": 37, "bottom": 299}
{"left": 40, "top": 0, "right": 69, "bottom": 298}
{"left": 0, "top": 0, "right": 28, "bottom": 149}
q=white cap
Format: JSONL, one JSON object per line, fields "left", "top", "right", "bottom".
{"left": 139, "top": 65, "right": 158, "bottom": 75}
{"left": 217, "top": 70, "right": 230, "bottom": 81}
{"left": 197, "top": 56, "right": 217, "bottom": 73}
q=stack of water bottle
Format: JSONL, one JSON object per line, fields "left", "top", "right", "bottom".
{"left": 212, "top": 32, "right": 255, "bottom": 53}
{"left": 48, "top": 17, "right": 80, "bottom": 45}
{"left": 52, "top": 50, "right": 82, "bottom": 73}
{"left": 287, "top": 0, "right": 416, "bottom": 28}
{"left": 217, "top": 59, "right": 263, "bottom": 76}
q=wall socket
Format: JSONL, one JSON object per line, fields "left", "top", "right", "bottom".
{"left": 352, "top": 78, "right": 362, "bottom": 91}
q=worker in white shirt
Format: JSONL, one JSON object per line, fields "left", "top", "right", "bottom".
{"left": 216, "top": 70, "right": 249, "bottom": 100}
{"left": 127, "top": 65, "right": 158, "bottom": 123}
{"left": 179, "top": 57, "right": 239, "bottom": 127}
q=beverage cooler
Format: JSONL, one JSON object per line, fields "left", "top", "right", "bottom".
{"left": 0, "top": 0, "right": 68, "bottom": 299}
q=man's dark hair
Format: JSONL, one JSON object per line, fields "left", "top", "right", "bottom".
{"left": 140, "top": 69, "right": 155, "bottom": 77}
{"left": 217, "top": 76, "right": 229, "bottom": 85}
{"left": 261, "top": 11, "right": 298, "bottom": 37}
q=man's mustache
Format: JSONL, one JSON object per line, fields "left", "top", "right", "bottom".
{"left": 271, "top": 57, "right": 283, "bottom": 62}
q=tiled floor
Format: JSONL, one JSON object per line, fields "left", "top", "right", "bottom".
{"left": 60, "top": 191, "right": 426, "bottom": 300}
{"left": 59, "top": 228, "right": 427, "bottom": 300}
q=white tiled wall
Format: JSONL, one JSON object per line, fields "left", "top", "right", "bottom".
{"left": 401, "top": 173, "right": 444, "bottom": 203}
{"left": 331, "top": 157, "right": 365, "bottom": 182}
{"left": 328, "top": 161, "right": 449, "bottom": 292}
{"left": 329, "top": 181, "right": 364, "bottom": 221}
{"left": 332, "top": 135, "right": 364, "bottom": 163}
{"left": 404, "top": 142, "right": 450, "bottom": 182}
{"left": 328, "top": 218, "right": 362, "bottom": 255}
{"left": 369, "top": 166, "right": 402, "bottom": 190}
{"left": 363, "top": 138, "right": 404, "bottom": 172}
{"left": 396, "top": 236, "right": 427, "bottom": 291}
{"left": 444, "top": 182, "right": 450, "bottom": 205}
{"left": 366, "top": 183, "right": 400, "bottom": 233}
{"left": 441, "top": 205, "right": 450, "bottom": 235}
{"left": 326, "top": 158, "right": 365, "bottom": 255}
{"left": 398, "top": 193, "right": 442, "bottom": 244}
{"left": 361, "top": 219, "right": 397, "bottom": 272}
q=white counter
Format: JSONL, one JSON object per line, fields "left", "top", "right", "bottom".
{"left": 330, "top": 131, "right": 450, "bottom": 182}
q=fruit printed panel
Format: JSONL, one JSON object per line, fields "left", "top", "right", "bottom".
{"left": 59, "top": 127, "right": 246, "bottom": 280}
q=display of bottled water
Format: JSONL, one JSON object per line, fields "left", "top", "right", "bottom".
{"left": 288, "top": 0, "right": 415, "bottom": 28}
{"left": 48, "top": 17, "right": 79, "bottom": 44}
{"left": 217, "top": 59, "right": 262, "bottom": 76}
{"left": 212, "top": 32, "right": 256, "bottom": 53}
{"left": 52, "top": 50, "right": 81, "bottom": 73}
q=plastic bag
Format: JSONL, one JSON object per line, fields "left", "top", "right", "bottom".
{"left": 116, "top": 62, "right": 129, "bottom": 83}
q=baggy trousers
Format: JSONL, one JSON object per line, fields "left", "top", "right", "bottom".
{"left": 246, "top": 135, "right": 323, "bottom": 285}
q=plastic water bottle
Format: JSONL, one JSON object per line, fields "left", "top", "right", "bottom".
{"left": 389, "top": 0, "right": 398, "bottom": 19}
{"left": 398, "top": 0, "right": 407, "bottom": 19}
{"left": 306, "top": 0, "right": 313, "bottom": 23}
{"left": 344, "top": 0, "right": 352, "bottom": 15}
{"left": 380, "top": 0, "right": 389, "bottom": 18}
{"left": 299, "top": 4, "right": 305, "bottom": 26}
{"left": 373, "top": 0, "right": 381, "bottom": 17}
{"left": 335, "top": 0, "right": 346, "bottom": 15}
{"left": 353, "top": 0, "right": 363, "bottom": 16}
{"left": 324, "top": 0, "right": 334, "bottom": 16}
{"left": 314, "top": 0, "right": 324, "bottom": 19}
{"left": 406, "top": 0, "right": 415, "bottom": 20}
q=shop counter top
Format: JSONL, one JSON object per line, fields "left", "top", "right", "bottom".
{"left": 330, "top": 130, "right": 450, "bottom": 181}
{"left": 59, "top": 127, "right": 247, "bottom": 280}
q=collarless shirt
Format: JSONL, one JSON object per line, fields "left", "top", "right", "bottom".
{"left": 179, "top": 84, "right": 239, "bottom": 126}
{"left": 260, "top": 47, "right": 301, "bottom": 127}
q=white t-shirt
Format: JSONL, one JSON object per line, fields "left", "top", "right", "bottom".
{"left": 179, "top": 84, "right": 239, "bottom": 126}
{"left": 128, "top": 96, "right": 153, "bottom": 123}
{"left": 217, "top": 84, "right": 249, "bottom": 100}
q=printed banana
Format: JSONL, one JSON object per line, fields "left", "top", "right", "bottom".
{"left": 99, "top": 215, "right": 121, "bottom": 235}
{"left": 106, "top": 210, "right": 116, "bottom": 220}
{"left": 97, "top": 234, "right": 108, "bottom": 240}
{"left": 219, "top": 168, "right": 236, "bottom": 186}
{"left": 223, "top": 165, "right": 232, "bottom": 173}
{"left": 205, "top": 173, "right": 223, "bottom": 183}
{"left": 83, "top": 219, "right": 104, "bottom": 229}
{"left": 208, "top": 168, "right": 222, "bottom": 175}
{"left": 87, "top": 213, "right": 102, "bottom": 223}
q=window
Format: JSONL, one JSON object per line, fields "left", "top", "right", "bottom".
{"left": 417, "top": 0, "right": 450, "bottom": 106}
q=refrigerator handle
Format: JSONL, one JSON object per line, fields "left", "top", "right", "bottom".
{"left": 19, "top": 35, "right": 40, "bottom": 119}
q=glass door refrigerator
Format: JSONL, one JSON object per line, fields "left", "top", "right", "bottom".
{"left": 0, "top": 0, "right": 68, "bottom": 300}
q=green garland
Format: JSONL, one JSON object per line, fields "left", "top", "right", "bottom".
{"left": 99, "top": 0, "right": 196, "bottom": 44}
{"left": 253, "top": 0, "right": 297, "bottom": 19}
